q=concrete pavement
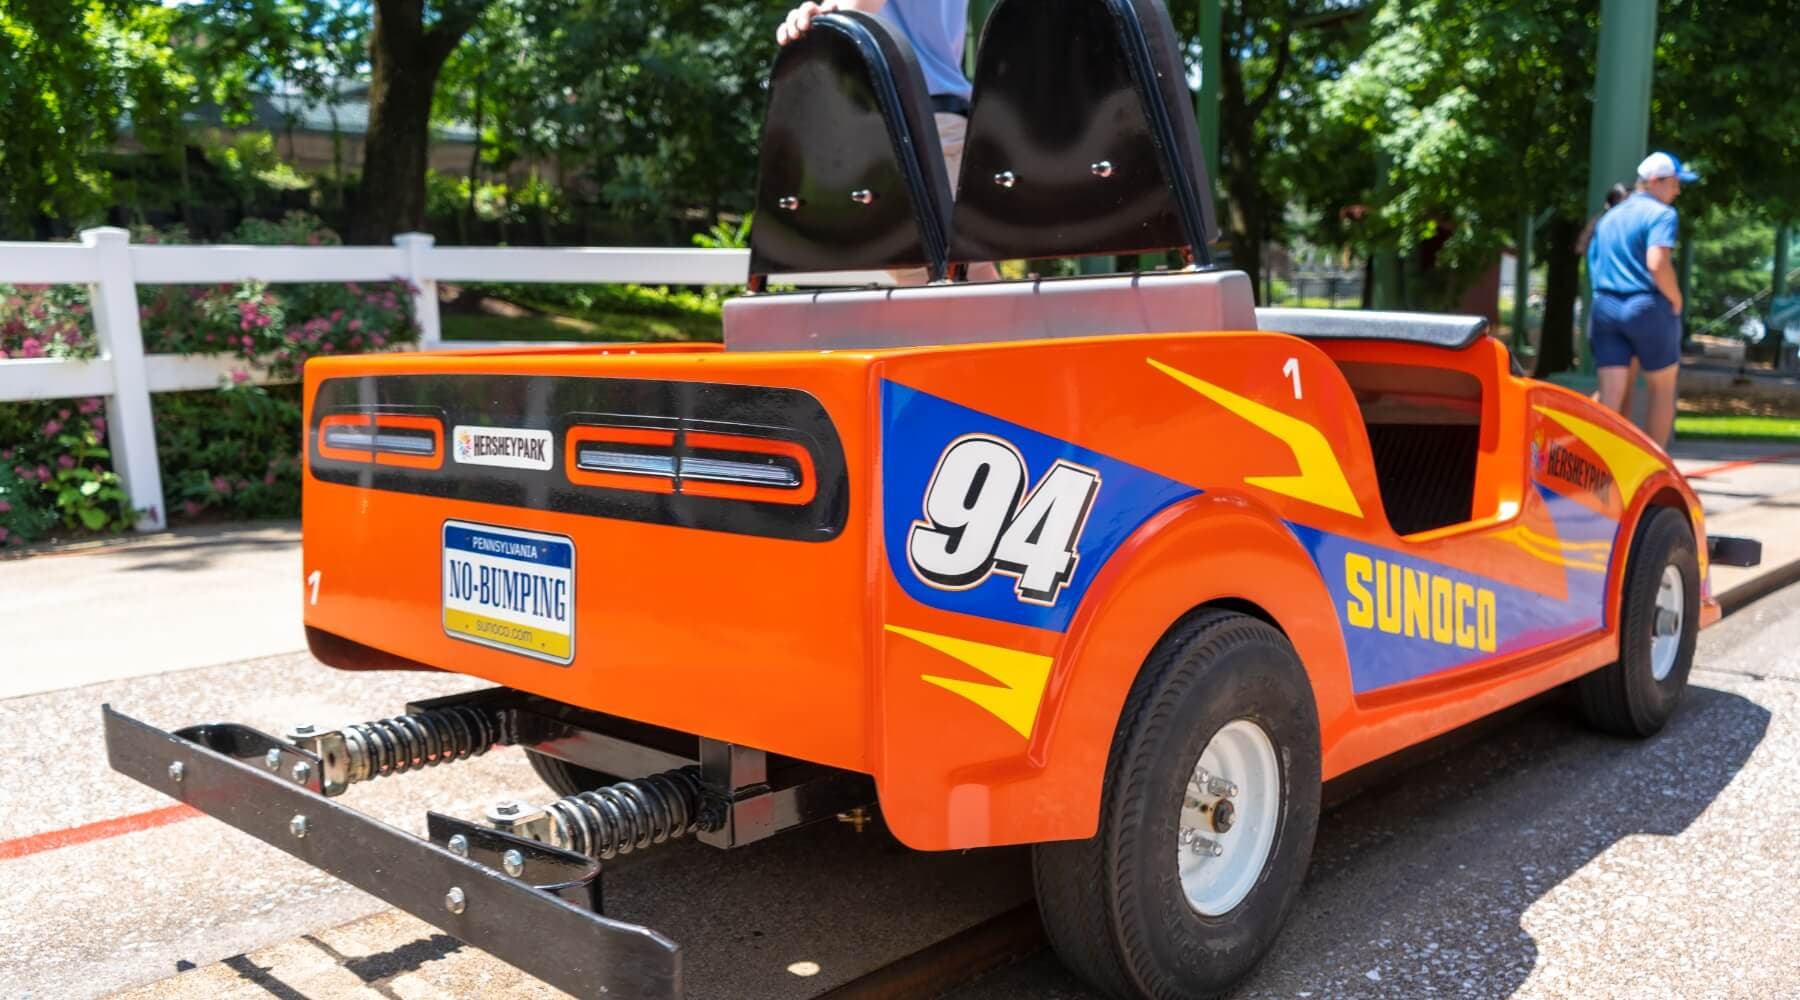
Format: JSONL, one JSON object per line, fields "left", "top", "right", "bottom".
{"left": 0, "top": 521, "right": 304, "bottom": 699}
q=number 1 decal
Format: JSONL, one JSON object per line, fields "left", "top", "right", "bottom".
{"left": 307, "top": 570, "right": 321, "bottom": 605}
{"left": 1283, "top": 357, "right": 1303, "bottom": 399}
{"left": 908, "top": 435, "right": 1101, "bottom": 606}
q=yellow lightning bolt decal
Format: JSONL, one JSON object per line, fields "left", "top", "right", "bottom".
{"left": 1148, "top": 357, "right": 1363, "bottom": 518}
{"left": 886, "top": 625, "right": 1053, "bottom": 739}
{"left": 1534, "top": 406, "right": 1666, "bottom": 505}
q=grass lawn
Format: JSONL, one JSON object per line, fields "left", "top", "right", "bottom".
{"left": 1675, "top": 414, "right": 1800, "bottom": 441}
{"left": 441, "top": 309, "right": 719, "bottom": 344}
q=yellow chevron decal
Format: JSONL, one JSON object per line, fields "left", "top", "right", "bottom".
{"left": 1148, "top": 358, "right": 1363, "bottom": 518}
{"left": 1496, "top": 525, "right": 1610, "bottom": 572}
{"left": 1534, "top": 406, "right": 1665, "bottom": 505}
{"left": 886, "top": 625, "right": 1053, "bottom": 739}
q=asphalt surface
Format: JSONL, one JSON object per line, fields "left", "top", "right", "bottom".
{"left": 949, "top": 581, "right": 1800, "bottom": 1000}
{"left": 4, "top": 582, "right": 1795, "bottom": 999}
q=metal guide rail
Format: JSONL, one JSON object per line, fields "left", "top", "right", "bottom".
{"left": 102, "top": 686, "right": 876, "bottom": 999}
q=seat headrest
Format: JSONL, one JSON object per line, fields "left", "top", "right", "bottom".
{"left": 746, "top": 11, "right": 954, "bottom": 287}
{"left": 947, "top": 0, "right": 1220, "bottom": 268}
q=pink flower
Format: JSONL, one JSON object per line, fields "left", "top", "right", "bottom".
{"left": 0, "top": 499, "right": 11, "bottom": 513}
{"left": 91, "top": 418, "right": 105, "bottom": 437}
{"left": 78, "top": 398, "right": 101, "bottom": 415}
{"left": 230, "top": 370, "right": 251, "bottom": 385}
{"left": 57, "top": 455, "right": 74, "bottom": 469}
{"left": 42, "top": 419, "right": 62, "bottom": 438}
{"left": 57, "top": 408, "right": 70, "bottom": 420}
{"left": 13, "top": 466, "right": 30, "bottom": 480}
{"left": 330, "top": 309, "right": 344, "bottom": 322}
{"left": 0, "top": 527, "right": 9, "bottom": 543}
{"left": 183, "top": 500, "right": 203, "bottom": 517}
{"left": 35, "top": 465, "right": 50, "bottom": 482}
{"left": 20, "top": 337, "right": 41, "bottom": 357}
{"left": 0, "top": 449, "right": 10, "bottom": 461}
{"left": 211, "top": 476, "right": 232, "bottom": 495}
{"left": 241, "top": 336, "right": 255, "bottom": 349}
{"left": 264, "top": 472, "right": 276, "bottom": 485}
{"left": 348, "top": 319, "right": 362, "bottom": 332}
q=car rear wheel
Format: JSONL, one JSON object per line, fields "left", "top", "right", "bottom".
{"left": 1033, "top": 609, "right": 1320, "bottom": 1000}
{"left": 525, "top": 749, "right": 620, "bottom": 797}
{"left": 1575, "top": 505, "right": 1700, "bottom": 738}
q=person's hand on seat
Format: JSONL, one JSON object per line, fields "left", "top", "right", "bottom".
{"left": 778, "top": 1, "right": 886, "bottom": 45}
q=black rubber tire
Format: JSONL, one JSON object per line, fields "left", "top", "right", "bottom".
{"left": 1575, "top": 505, "right": 1700, "bottom": 738}
{"left": 524, "top": 749, "right": 620, "bottom": 797}
{"left": 1032, "top": 609, "right": 1322, "bottom": 1000}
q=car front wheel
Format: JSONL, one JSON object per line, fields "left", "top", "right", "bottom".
{"left": 1033, "top": 608, "right": 1321, "bottom": 999}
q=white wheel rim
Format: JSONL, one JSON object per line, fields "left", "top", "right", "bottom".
{"left": 1177, "top": 719, "right": 1280, "bottom": 916}
{"left": 1651, "top": 564, "right": 1684, "bottom": 681}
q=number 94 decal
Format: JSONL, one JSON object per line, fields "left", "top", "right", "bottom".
{"left": 907, "top": 435, "right": 1102, "bottom": 607}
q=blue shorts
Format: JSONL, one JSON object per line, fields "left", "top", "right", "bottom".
{"left": 1591, "top": 290, "right": 1680, "bottom": 371}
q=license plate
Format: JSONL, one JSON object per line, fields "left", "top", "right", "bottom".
{"left": 442, "top": 520, "right": 575, "bottom": 664}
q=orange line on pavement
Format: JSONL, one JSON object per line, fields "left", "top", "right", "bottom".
{"left": 1685, "top": 449, "right": 1800, "bottom": 480}
{"left": 0, "top": 804, "right": 200, "bottom": 861}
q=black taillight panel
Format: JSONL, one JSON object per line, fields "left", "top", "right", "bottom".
{"left": 308, "top": 375, "right": 848, "bottom": 542}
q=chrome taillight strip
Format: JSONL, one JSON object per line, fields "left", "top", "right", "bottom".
{"left": 323, "top": 428, "right": 437, "bottom": 456}
{"left": 574, "top": 446, "right": 801, "bottom": 489}
{"left": 574, "top": 448, "right": 678, "bottom": 479}
{"left": 678, "top": 456, "right": 800, "bottom": 487}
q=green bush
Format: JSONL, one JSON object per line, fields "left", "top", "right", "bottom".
{"left": 0, "top": 397, "right": 130, "bottom": 542}
{"left": 154, "top": 383, "right": 304, "bottom": 521}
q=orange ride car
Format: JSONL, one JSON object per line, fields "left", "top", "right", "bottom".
{"left": 103, "top": 1, "right": 1761, "bottom": 997}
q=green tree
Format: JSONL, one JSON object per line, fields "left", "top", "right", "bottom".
{"left": 0, "top": 2, "right": 192, "bottom": 238}
{"left": 349, "top": 0, "right": 493, "bottom": 243}
{"left": 1313, "top": 0, "right": 1596, "bottom": 372}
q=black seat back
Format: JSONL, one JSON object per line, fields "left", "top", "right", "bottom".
{"left": 947, "top": 0, "right": 1219, "bottom": 268}
{"left": 746, "top": 12, "right": 954, "bottom": 287}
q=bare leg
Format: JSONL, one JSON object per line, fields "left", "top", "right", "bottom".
{"left": 1596, "top": 366, "right": 1632, "bottom": 414}
{"left": 1617, "top": 356, "right": 1640, "bottom": 425}
{"left": 1642, "top": 363, "right": 1679, "bottom": 450}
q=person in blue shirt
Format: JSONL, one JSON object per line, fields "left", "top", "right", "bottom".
{"left": 778, "top": 0, "right": 1000, "bottom": 282}
{"left": 1586, "top": 151, "right": 1698, "bottom": 449}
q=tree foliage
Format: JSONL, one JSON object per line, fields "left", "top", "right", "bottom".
{"left": 0, "top": 2, "right": 192, "bottom": 237}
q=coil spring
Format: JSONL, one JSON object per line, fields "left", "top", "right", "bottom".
{"left": 544, "top": 766, "right": 708, "bottom": 860}
{"left": 342, "top": 706, "right": 497, "bottom": 783}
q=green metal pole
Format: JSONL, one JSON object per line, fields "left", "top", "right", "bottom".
{"left": 1678, "top": 236, "right": 1694, "bottom": 345}
{"left": 1581, "top": 0, "right": 1658, "bottom": 374}
{"left": 1195, "top": 0, "right": 1221, "bottom": 185}
{"left": 965, "top": 0, "right": 997, "bottom": 76}
{"left": 1371, "top": 151, "right": 1400, "bottom": 309}
{"left": 1513, "top": 211, "right": 1534, "bottom": 351}
{"left": 1767, "top": 222, "right": 1792, "bottom": 363}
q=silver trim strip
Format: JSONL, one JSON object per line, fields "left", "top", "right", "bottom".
{"left": 324, "top": 428, "right": 437, "bottom": 456}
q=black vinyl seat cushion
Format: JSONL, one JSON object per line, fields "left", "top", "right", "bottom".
{"left": 747, "top": 11, "right": 954, "bottom": 282}
{"left": 947, "top": 0, "right": 1219, "bottom": 265}
{"left": 1365, "top": 424, "right": 1479, "bottom": 536}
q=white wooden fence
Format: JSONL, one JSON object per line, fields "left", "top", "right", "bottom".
{"left": 0, "top": 226, "right": 767, "bottom": 532}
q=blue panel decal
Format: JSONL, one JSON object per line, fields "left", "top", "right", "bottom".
{"left": 882, "top": 381, "right": 1199, "bottom": 633}
{"left": 1287, "top": 501, "right": 1612, "bottom": 694}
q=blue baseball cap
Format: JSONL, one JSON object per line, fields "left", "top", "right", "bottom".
{"left": 1638, "top": 151, "right": 1700, "bottom": 184}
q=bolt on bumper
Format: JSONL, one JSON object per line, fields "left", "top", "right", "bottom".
{"left": 100, "top": 704, "right": 682, "bottom": 999}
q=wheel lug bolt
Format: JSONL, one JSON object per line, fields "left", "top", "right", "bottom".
{"left": 1189, "top": 836, "right": 1223, "bottom": 858}
{"left": 1206, "top": 776, "right": 1238, "bottom": 799}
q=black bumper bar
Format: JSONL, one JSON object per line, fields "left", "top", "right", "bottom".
{"left": 101, "top": 704, "right": 681, "bottom": 998}
{"left": 1708, "top": 534, "right": 1762, "bottom": 568}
